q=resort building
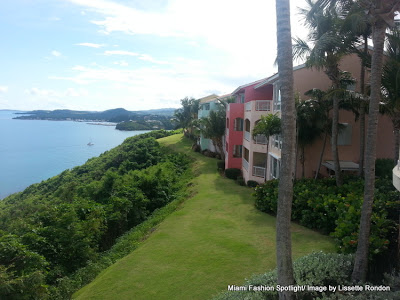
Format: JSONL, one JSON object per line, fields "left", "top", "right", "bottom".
{"left": 225, "top": 53, "right": 394, "bottom": 184}
{"left": 198, "top": 93, "right": 232, "bottom": 152}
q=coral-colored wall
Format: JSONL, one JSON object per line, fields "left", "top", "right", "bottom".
{"left": 226, "top": 103, "right": 244, "bottom": 169}
{"left": 244, "top": 84, "right": 273, "bottom": 102}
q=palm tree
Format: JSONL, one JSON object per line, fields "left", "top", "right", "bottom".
{"left": 198, "top": 109, "right": 226, "bottom": 160}
{"left": 293, "top": 0, "right": 357, "bottom": 186}
{"left": 275, "top": 0, "right": 296, "bottom": 298}
{"left": 352, "top": 0, "right": 400, "bottom": 283}
{"left": 252, "top": 114, "right": 281, "bottom": 180}
{"left": 381, "top": 28, "right": 400, "bottom": 164}
{"left": 296, "top": 99, "right": 325, "bottom": 177}
{"left": 173, "top": 97, "right": 200, "bottom": 139}
{"left": 313, "top": 0, "right": 372, "bottom": 177}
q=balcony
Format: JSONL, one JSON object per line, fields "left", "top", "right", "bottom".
{"left": 253, "top": 166, "right": 266, "bottom": 178}
{"left": 243, "top": 158, "right": 249, "bottom": 171}
{"left": 254, "top": 134, "right": 268, "bottom": 145}
{"left": 255, "top": 100, "right": 272, "bottom": 111}
{"left": 244, "top": 131, "right": 251, "bottom": 141}
{"left": 244, "top": 100, "right": 273, "bottom": 112}
{"left": 226, "top": 128, "right": 229, "bottom": 137}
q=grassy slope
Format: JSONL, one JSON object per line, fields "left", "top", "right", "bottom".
{"left": 74, "top": 134, "right": 334, "bottom": 300}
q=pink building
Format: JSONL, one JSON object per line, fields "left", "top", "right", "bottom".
{"left": 225, "top": 53, "right": 394, "bottom": 184}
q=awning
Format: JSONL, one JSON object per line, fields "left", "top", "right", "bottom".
{"left": 322, "top": 160, "right": 359, "bottom": 171}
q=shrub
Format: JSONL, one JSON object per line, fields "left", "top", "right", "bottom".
{"left": 375, "top": 158, "right": 395, "bottom": 178}
{"left": 217, "top": 160, "right": 225, "bottom": 171}
{"left": 213, "top": 252, "right": 354, "bottom": 300}
{"left": 254, "top": 177, "right": 400, "bottom": 258}
{"left": 224, "top": 168, "right": 241, "bottom": 180}
{"left": 214, "top": 252, "right": 400, "bottom": 300}
{"left": 247, "top": 180, "right": 259, "bottom": 188}
{"left": 236, "top": 176, "right": 245, "bottom": 186}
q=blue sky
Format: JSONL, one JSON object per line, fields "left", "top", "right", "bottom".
{"left": 0, "top": 0, "right": 308, "bottom": 111}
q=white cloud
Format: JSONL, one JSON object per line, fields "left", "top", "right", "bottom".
{"left": 0, "top": 86, "right": 8, "bottom": 93}
{"left": 113, "top": 60, "right": 129, "bottom": 66}
{"left": 104, "top": 50, "right": 139, "bottom": 56}
{"left": 27, "top": 87, "right": 57, "bottom": 97}
{"left": 65, "top": 88, "right": 89, "bottom": 97}
{"left": 51, "top": 50, "right": 62, "bottom": 57}
{"left": 76, "top": 42, "right": 105, "bottom": 48}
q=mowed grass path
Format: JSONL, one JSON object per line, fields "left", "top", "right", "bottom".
{"left": 74, "top": 134, "right": 334, "bottom": 300}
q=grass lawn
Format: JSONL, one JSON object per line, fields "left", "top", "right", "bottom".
{"left": 73, "top": 134, "right": 334, "bottom": 300}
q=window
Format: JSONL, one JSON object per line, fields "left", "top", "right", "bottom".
{"left": 237, "top": 93, "right": 245, "bottom": 103}
{"left": 270, "top": 155, "right": 281, "bottom": 179}
{"left": 234, "top": 118, "right": 244, "bottom": 131}
{"left": 338, "top": 123, "right": 352, "bottom": 145}
{"left": 204, "top": 103, "right": 210, "bottom": 110}
{"left": 233, "top": 145, "right": 243, "bottom": 158}
{"left": 272, "top": 134, "right": 282, "bottom": 150}
{"left": 274, "top": 87, "right": 281, "bottom": 111}
{"left": 243, "top": 147, "right": 249, "bottom": 161}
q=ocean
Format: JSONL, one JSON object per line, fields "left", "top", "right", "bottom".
{"left": 0, "top": 110, "right": 149, "bottom": 199}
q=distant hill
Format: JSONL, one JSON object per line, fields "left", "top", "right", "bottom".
{"left": 13, "top": 107, "right": 177, "bottom": 124}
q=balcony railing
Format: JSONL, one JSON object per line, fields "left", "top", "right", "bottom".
{"left": 253, "top": 166, "right": 266, "bottom": 178}
{"left": 244, "top": 131, "right": 251, "bottom": 141}
{"left": 254, "top": 134, "right": 268, "bottom": 145}
{"left": 255, "top": 100, "right": 272, "bottom": 111}
{"left": 243, "top": 158, "right": 249, "bottom": 171}
{"left": 245, "top": 102, "right": 251, "bottom": 111}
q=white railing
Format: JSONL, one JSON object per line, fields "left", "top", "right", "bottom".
{"left": 244, "top": 131, "right": 251, "bottom": 141}
{"left": 256, "top": 100, "right": 272, "bottom": 111}
{"left": 243, "top": 158, "right": 249, "bottom": 170}
{"left": 245, "top": 102, "right": 252, "bottom": 111}
{"left": 254, "top": 134, "right": 268, "bottom": 145}
{"left": 253, "top": 166, "right": 266, "bottom": 178}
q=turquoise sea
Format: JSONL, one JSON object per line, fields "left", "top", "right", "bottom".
{"left": 0, "top": 110, "right": 149, "bottom": 199}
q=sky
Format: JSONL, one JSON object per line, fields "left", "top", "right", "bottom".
{"left": 0, "top": 0, "right": 309, "bottom": 111}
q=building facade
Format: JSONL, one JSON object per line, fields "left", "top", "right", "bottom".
{"left": 225, "top": 53, "right": 394, "bottom": 184}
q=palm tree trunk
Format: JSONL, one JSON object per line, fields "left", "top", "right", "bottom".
{"left": 358, "top": 37, "right": 368, "bottom": 177}
{"left": 301, "top": 145, "right": 305, "bottom": 178}
{"left": 275, "top": 0, "right": 296, "bottom": 298}
{"left": 332, "top": 96, "right": 343, "bottom": 186}
{"left": 358, "top": 101, "right": 366, "bottom": 177}
{"left": 315, "top": 130, "right": 328, "bottom": 180}
{"left": 352, "top": 18, "right": 387, "bottom": 283}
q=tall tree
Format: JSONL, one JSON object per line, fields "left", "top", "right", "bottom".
{"left": 199, "top": 109, "right": 227, "bottom": 160}
{"left": 173, "top": 97, "right": 200, "bottom": 139}
{"left": 275, "top": 0, "right": 296, "bottom": 298}
{"left": 352, "top": 0, "right": 400, "bottom": 283}
{"left": 381, "top": 28, "right": 400, "bottom": 163}
{"left": 296, "top": 100, "right": 325, "bottom": 177}
{"left": 314, "top": 0, "right": 372, "bottom": 177}
{"left": 293, "top": 0, "right": 357, "bottom": 186}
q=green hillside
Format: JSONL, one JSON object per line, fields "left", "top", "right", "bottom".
{"left": 74, "top": 134, "right": 334, "bottom": 300}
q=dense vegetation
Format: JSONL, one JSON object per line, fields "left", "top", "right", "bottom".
{"left": 0, "top": 130, "right": 191, "bottom": 299}
{"left": 13, "top": 108, "right": 176, "bottom": 129}
{"left": 116, "top": 120, "right": 171, "bottom": 131}
{"left": 213, "top": 252, "right": 400, "bottom": 300}
{"left": 254, "top": 177, "right": 400, "bottom": 272}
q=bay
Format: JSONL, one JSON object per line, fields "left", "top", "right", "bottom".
{"left": 0, "top": 110, "right": 149, "bottom": 199}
